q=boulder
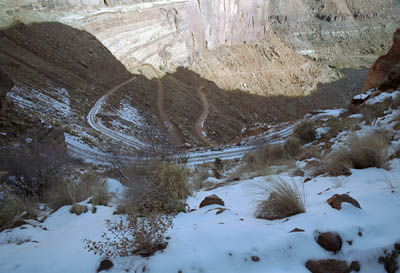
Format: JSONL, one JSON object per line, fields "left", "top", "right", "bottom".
{"left": 327, "top": 194, "right": 361, "bottom": 210}
{"left": 199, "top": 194, "right": 225, "bottom": 208}
{"left": 316, "top": 232, "right": 342, "bottom": 253}
{"left": 305, "top": 259, "right": 351, "bottom": 273}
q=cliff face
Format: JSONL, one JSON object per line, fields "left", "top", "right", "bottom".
{"left": 2, "top": 0, "right": 399, "bottom": 95}
{"left": 361, "top": 29, "right": 400, "bottom": 92}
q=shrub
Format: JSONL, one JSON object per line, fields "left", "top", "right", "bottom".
{"left": 360, "top": 103, "right": 386, "bottom": 126}
{"left": 85, "top": 212, "right": 173, "bottom": 258}
{"left": 294, "top": 121, "right": 316, "bottom": 144}
{"left": 45, "top": 173, "right": 110, "bottom": 211}
{"left": 255, "top": 177, "right": 306, "bottom": 220}
{"left": 69, "top": 204, "right": 88, "bottom": 215}
{"left": 284, "top": 137, "right": 302, "bottom": 157}
{"left": 2, "top": 145, "right": 71, "bottom": 197}
{"left": 118, "top": 160, "right": 189, "bottom": 214}
{"left": 316, "top": 132, "right": 390, "bottom": 176}
{"left": 0, "top": 190, "right": 38, "bottom": 231}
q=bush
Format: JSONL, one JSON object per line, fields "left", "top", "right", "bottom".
{"left": 255, "top": 177, "right": 306, "bottom": 220}
{"left": 294, "top": 121, "right": 316, "bottom": 144}
{"left": 45, "top": 172, "right": 110, "bottom": 211}
{"left": 316, "top": 132, "right": 390, "bottom": 176}
{"left": 0, "top": 190, "right": 38, "bottom": 231}
{"left": 85, "top": 212, "right": 173, "bottom": 257}
{"left": 118, "top": 160, "right": 189, "bottom": 214}
{"left": 284, "top": 137, "right": 302, "bottom": 157}
{"left": 69, "top": 204, "right": 88, "bottom": 215}
{"left": 1, "top": 145, "right": 71, "bottom": 197}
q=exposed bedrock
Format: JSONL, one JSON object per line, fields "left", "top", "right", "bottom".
{"left": 2, "top": 0, "right": 400, "bottom": 95}
{"left": 361, "top": 29, "right": 400, "bottom": 93}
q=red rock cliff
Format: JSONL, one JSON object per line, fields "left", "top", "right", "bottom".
{"left": 361, "top": 29, "right": 400, "bottom": 93}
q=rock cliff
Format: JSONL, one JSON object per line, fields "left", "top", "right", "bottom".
{"left": 1, "top": 0, "right": 399, "bottom": 96}
{"left": 361, "top": 29, "right": 400, "bottom": 92}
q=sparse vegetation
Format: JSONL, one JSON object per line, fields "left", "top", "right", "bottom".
{"left": 85, "top": 210, "right": 173, "bottom": 258}
{"left": 256, "top": 177, "right": 306, "bottom": 220}
{"left": 0, "top": 190, "right": 38, "bottom": 231}
{"left": 294, "top": 121, "right": 316, "bottom": 144}
{"left": 69, "top": 204, "right": 88, "bottom": 215}
{"left": 45, "top": 172, "right": 110, "bottom": 211}
{"left": 315, "top": 132, "right": 390, "bottom": 176}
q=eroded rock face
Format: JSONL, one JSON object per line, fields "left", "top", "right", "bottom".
{"left": 362, "top": 29, "right": 400, "bottom": 92}
{"left": 2, "top": 0, "right": 399, "bottom": 97}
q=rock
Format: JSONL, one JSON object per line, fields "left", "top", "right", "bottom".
{"left": 378, "top": 244, "right": 400, "bottom": 273}
{"left": 361, "top": 29, "right": 400, "bottom": 93}
{"left": 199, "top": 194, "right": 225, "bottom": 208}
{"left": 327, "top": 194, "right": 361, "bottom": 210}
{"left": 251, "top": 256, "right": 260, "bottom": 262}
{"left": 316, "top": 232, "right": 342, "bottom": 253}
{"left": 350, "top": 261, "right": 361, "bottom": 272}
{"left": 290, "top": 228, "right": 305, "bottom": 233}
{"left": 305, "top": 259, "right": 351, "bottom": 273}
{"left": 97, "top": 259, "right": 113, "bottom": 272}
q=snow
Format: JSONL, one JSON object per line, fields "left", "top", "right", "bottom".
{"left": 1, "top": 166, "right": 399, "bottom": 273}
{"left": 365, "top": 91, "right": 400, "bottom": 105}
{"left": 116, "top": 100, "right": 145, "bottom": 126}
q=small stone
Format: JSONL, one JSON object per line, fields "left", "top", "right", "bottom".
{"left": 97, "top": 259, "right": 113, "bottom": 272}
{"left": 327, "top": 194, "right": 361, "bottom": 210}
{"left": 316, "top": 232, "right": 342, "bottom": 253}
{"left": 251, "top": 256, "right": 260, "bottom": 262}
{"left": 290, "top": 228, "right": 305, "bottom": 233}
{"left": 199, "top": 194, "right": 225, "bottom": 208}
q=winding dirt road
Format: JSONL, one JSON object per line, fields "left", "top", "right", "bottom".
{"left": 87, "top": 76, "right": 152, "bottom": 151}
{"left": 194, "top": 85, "right": 216, "bottom": 146}
{"left": 145, "top": 65, "right": 183, "bottom": 146}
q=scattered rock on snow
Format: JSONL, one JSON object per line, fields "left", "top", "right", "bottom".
{"left": 97, "top": 259, "right": 113, "bottom": 272}
{"left": 290, "top": 228, "right": 305, "bottom": 233}
{"left": 316, "top": 232, "right": 342, "bottom": 253}
{"left": 378, "top": 244, "right": 400, "bottom": 273}
{"left": 350, "top": 261, "right": 361, "bottom": 272}
{"left": 327, "top": 194, "right": 361, "bottom": 210}
{"left": 251, "top": 256, "right": 260, "bottom": 262}
{"left": 305, "top": 259, "right": 351, "bottom": 273}
{"left": 199, "top": 194, "right": 225, "bottom": 208}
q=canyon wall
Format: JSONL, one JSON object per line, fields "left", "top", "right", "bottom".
{"left": 1, "top": 0, "right": 399, "bottom": 95}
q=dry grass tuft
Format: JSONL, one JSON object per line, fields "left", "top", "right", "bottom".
{"left": 45, "top": 172, "right": 110, "bottom": 211}
{"left": 315, "top": 131, "right": 390, "bottom": 177}
{"left": 255, "top": 177, "right": 306, "bottom": 220}
{"left": 69, "top": 204, "right": 88, "bottom": 215}
{"left": 0, "top": 190, "right": 38, "bottom": 231}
